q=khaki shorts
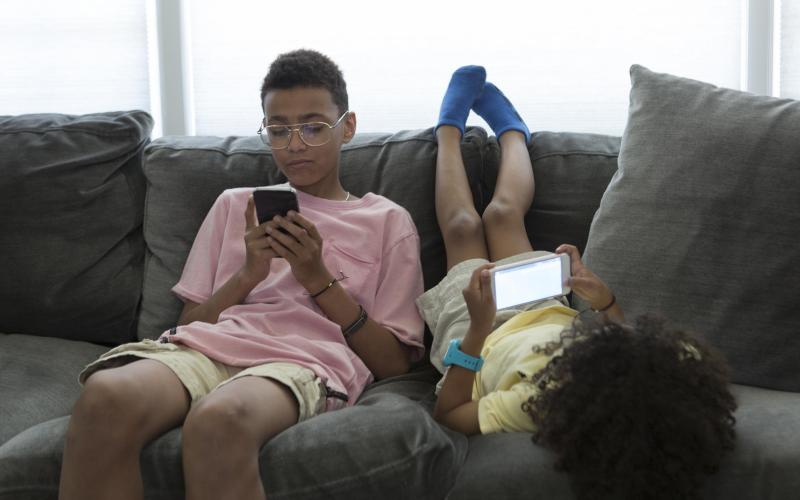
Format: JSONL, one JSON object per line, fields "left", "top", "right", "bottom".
{"left": 416, "top": 250, "right": 568, "bottom": 376}
{"left": 79, "top": 340, "right": 328, "bottom": 422}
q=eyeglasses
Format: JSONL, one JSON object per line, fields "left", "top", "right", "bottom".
{"left": 257, "top": 111, "right": 349, "bottom": 149}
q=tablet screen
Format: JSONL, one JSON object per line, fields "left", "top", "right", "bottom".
{"left": 493, "top": 257, "right": 563, "bottom": 309}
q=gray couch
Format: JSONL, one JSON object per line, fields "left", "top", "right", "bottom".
{"left": 1, "top": 88, "right": 799, "bottom": 499}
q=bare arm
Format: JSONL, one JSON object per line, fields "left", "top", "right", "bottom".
{"left": 178, "top": 196, "right": 275, "bottom": 326}
{"left": 307, "top": 274, "right": 411, "bottom": 379}
{"left": 177, "top": 270, "right": 260, "bottom": 325}
{"left": 433, "top": 264, "right": 495, "bottom": 435}
{"left": 432, "top": 328, "right": 484, "bottom": 435}
{"left": 180, "top": 270, "right": 412, "bottom": 379}
{"left": 268, "top": 211, "right": 411, "bottom": 379}
{"left": 176, "top": 198, "right": 410, "bottom": 378}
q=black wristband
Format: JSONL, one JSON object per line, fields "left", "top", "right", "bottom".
{"left": 342, "top": 305, "right": 368, "bottom": 339}
{"left": 310, "top": 277, "right": 338, "bottom": 299}
{"left": 593, "top": 294, "right": 616, "bottom": 313}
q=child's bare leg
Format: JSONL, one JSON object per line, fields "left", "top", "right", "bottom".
{"left": 181, "top": 376, "right": 300, "bottom": 500}
{"left": 59, "top": 360, "right": 191, "bottom": 500}
{"left": 436, "top": 126, "right": 489, "bottom": 268}
{"left": 434, "top": 66, "right": 490, "bottom": 269}
{"left": 483, "top": 130, "right": 534, "bottom": 260}
{"left": 472, "top": 83, "right": 534, "bottom": 261}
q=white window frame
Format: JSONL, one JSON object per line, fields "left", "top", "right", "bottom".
{"left": 149, "top": 0, "right": 194, "bottom": 136}
{"left": 742, "top": 0, "right": 775, "bottom": 95}
{"left": 150, "top": 0, "right": 779, "bottom": 137}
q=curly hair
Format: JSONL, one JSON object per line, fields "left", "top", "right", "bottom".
{"left": 525, "top": 313, "right": 737, "bottom": 500}
{"left": 260, "top": 49, "right": 348, "bottom": 114}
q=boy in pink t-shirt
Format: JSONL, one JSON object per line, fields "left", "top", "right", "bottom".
{"left": 60, "top": 50, "right": 425, "bottom": 500}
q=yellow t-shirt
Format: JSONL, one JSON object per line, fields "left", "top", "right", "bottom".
{"left": 475, "top": 303, "right": 577, "bottom": 434}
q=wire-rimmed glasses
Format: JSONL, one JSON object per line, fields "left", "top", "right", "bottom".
{"left": 257, "top": 111, "right": 349, "bottom": 149}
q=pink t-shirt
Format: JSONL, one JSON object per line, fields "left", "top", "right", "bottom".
{"left": 164, "top": 187, "right": 425, "bottom": 405}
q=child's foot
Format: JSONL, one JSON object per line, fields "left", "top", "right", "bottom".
{"left": 436, "top": 65, "right": 487, "bottom": 137}
{"left": 472, "top": 83, "right": 530, "bottom": 142}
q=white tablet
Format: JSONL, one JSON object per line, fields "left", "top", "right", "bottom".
{"left": 490, "top": 253, "right": 571, "bottom": 310}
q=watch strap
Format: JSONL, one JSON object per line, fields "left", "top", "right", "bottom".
{"left": 442, "top": 339, "right": 484, "bottom": 372}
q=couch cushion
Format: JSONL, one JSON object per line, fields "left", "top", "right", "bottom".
{"left": 448, "top": 432, "right": 569, "bottom": 499}
{"left": 138, "top": 128, "right": 486, "bottom": 341}
{"left": 582, "top": 65, "right": 800, "bottom": 391}
{"left": 0, "top": 366, "right": 467, "bottom": 500}
{"left": 0, "top": 111, "right": 153, "bottom": 344}
{"left": 0, "top": 333, "right": 108, "bottom": 446}
{"left": 4, "top": 383, "right": 799, "bottom": 500}
{"left": 700, "top": 385, "right": 800, "bottom": 499}
{"left": 482, "top": 132, "right": 619, "bottom": 254}
{"left": 446, "top": 384, "right": 800, "bottom": 500}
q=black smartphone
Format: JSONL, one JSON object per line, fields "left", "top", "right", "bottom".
{"left": 253, "top": 185, "right": 299, "bottom": 225}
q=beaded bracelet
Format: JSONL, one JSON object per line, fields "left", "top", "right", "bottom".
{"left": 342, "top": 305, "right": 368, "bottom": 339}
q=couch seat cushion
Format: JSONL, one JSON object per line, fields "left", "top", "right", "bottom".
{"left": 0, "top": 366, "right": 466, "bottom": 500}
{"left": 0, "top": 333, "right": 107, "bottom": 446}
{"left": 446, "top": 384, "right": 800, "bottom": 500}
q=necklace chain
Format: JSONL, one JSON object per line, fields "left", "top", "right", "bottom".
{"left": 344, "top": 191, "right": 351, "bottom": 201}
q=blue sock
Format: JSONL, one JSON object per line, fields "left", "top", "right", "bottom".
{"left": 473, "top": 82, "right": 530, "bottom": 142}
{"left": 436, "top": 65, "right": 486, "bottom": 137}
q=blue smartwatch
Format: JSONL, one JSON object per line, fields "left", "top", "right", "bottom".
{"left": 442, "top": 339, "right": 484, "bottom": 372}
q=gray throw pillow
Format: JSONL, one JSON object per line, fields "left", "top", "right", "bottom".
{"left": 138, "top": 128, "right": 486, "bottom": 341}
{"left": 582, "top": 65, "right": 800, "bottom": 391}
{"left": 0, "top": 111, "right": 153, "bottom": 345}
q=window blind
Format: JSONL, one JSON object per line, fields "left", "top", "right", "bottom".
{"left": 188, "top": 0, "right": 741, "bottom": 136}
{"left": 0, "top": 0, "right": 151, "bottom": 116}
{"left": 778, "top": 0, "right": 800, "bottom": 98}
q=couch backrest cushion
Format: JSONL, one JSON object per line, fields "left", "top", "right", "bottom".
{"left": 482, "top": 132, "right": 619, "bottom": 254}
{"left": 0, "top": 111, "right": 152, "bottom": 344}
{"left": 138, "top": 128, "right": 486, "bottom": 340}
{"left": 582, "top": 65, "right": 800, "bottom": 391}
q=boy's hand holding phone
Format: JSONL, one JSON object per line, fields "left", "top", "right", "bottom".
{"left": 251, "top": 185, "right": 333, "bottom": 293}
{"left": 242, "top": 196, "right": 278, "bottom": 286}
{"left": 265, "top": 211, "right": 331, "bottom": 291}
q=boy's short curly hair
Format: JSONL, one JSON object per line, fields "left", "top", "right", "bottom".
{"left": 260, "top": 49, "right": 348, "bottom": 115}
{"left": 526, "top": 313, "right": 737, "bottom": 500}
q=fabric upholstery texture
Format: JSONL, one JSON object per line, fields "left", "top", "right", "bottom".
{"left": 582, "top": 65, "right": 800, "bottom": 391}
{"left": 0, "top": 111, "right": 153, "bottom": 344}
{"left": 482, "top": 132, "right": 620, "bottom": 254}
{"left": 446, "top": 384, "right": 800, "bottom": 500}
{"left": 138, "top": 128, "right": 486, "bottom": 341}
{"left": 0, "top": 334, "right": 107, "bottom": 445}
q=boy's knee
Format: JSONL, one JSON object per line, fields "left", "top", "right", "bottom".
{"left": 183, "top": 397, "right": 252, "bottom": 448}
{"left": 69, "top": 372, "right": 148, "bottom": 443}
